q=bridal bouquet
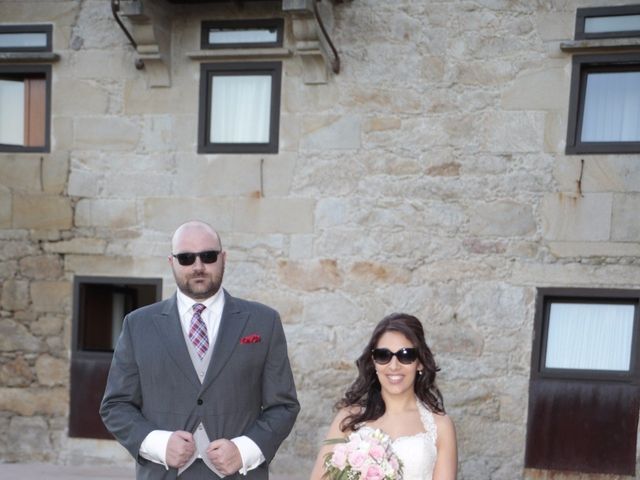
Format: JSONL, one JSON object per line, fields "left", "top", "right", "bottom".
{"left": 323, "top": 428, "right": 403, "bottom": 480}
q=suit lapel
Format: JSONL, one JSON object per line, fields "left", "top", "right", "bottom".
{"left": 152, "top": 294, "right": 201, "bottom": 388}
{"left": 202, "top": 291, "right": 249, "bottom": 388}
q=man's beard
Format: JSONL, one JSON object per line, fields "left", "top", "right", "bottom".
{"left": 175, "top": 266, "right": 224, "bottom": 300}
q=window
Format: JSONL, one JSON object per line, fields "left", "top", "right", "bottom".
{"left": 525, "top": 288, "right": 640, "bottom": 476}
{"left": 0, "top": 25, "right": 53, "bottom": 153}
{"left": 201, "top": 19, "right": 284, "bottom": 49}
{"left": 575, "top": 5, "right": 640, "bottom": 40}
{"left": 0, "top": 24, "right": 52, "bottom": 51}
{"left": 566, "top": 54, "right": 640, "bottom": 154}
{"left": 565, "top": 5, "right": 640, "bottom": 154}
{"left": 198, "top": 61, "right": 282, "bottom": 154}
{"left": 69, "top": 276, "right": 162, "bottom": 439}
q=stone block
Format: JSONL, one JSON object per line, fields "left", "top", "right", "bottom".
{"left": 548, "top": 241, "right": 640, "bottom": 258}
{"left": 0, "top": 187, "right": 10, "bottom": 228}
{"left": 553, "top": 157, "right": 638, "bottom": 193}
{"left": 0, "top": 387, "right": 67, "bottom": 416}
{"left": 1, "top": 279, "right": 30, "bottom": 311}
{"left": 101, "top": 172, "right": 173, "bottom": 198}
{"left": 124, "top": 76, "right": 198, "bottom": 115}
{"left": 173, "top": 155, "right": 261, "bottom": 197}
{"left": 347, "top": 261, "right": 411, "bottom": 285}
{"left": 74, "top": 117, "right": 140, "bottom": 151}
{"left": 611, "top": 193, "right": 640, "bottom": 241}
{"left": 501, "top": 67, "right": 568, "bottom": 111}
{"left": 52, "top": 116, "right": 74, "bottom": 151}
{"left": 67, "top": 169, "right": 101, "bottom": 197}
{"left": 480, "top": 111, "right": 544, "bottom": 153}
{"left": 30, "top": 314, "right": 64, "bottom": 336}
{"left": 0, "top": 355, "right": 34, "bottom": 387}
{"left": 35, "top": 354, "right": 69, "bottom": 386}
{"left": 233, "top": 198, "right": 315, "bottom": 234}
{"left": 12, "top": 194, "right": 73, "bottom": 230}
{"left": 42, "top": 151, "right": 70, "bottom": 195}
{"left": 511, "top": 262, "right": 640, "bottom": 287}
{"left": 64, "top": 254, "right": 167, "bottom": 278}
{"left": 19, "top": 255, "right": 63, "bottom": 280}
{"left": 301, "top": 115, "right": 362, "bottom": 150}
{"left": 8, "top": 416, "right": 51, "bottom": 461}
{"left": 139, "top": 115, "right": 176, "bottom": 153}
{"left": 535, "top": 11, "right": 574, "bottom": 40}
{"left": 0, "top": 319, "right": 42, "bottom": 352}
{"left": 0, "top": 156, "right": 41, "bottom": 191}
{"left": 469, "top": 201, "right": 535, "bottom": 237}
{"left": 43, "top": 237, "right": 107, "bottom": 255}
{"left": 71, "top": 49, "right": 132, "bottom": 80}
{"left": 75, "top": 199, "right": 137, "bottom": 228}
{"left": 53, "top": 79, "right": 109, "bottom": 115}
{"left": 262, "top": 153, "right": 297, "bottom": 197}
{"left": 30, "top": 281, "right": 72, "bottom": 313}
{"left": 277, "top": 259, "right": 342, "bottom": 291}
{"left": 541, "top": 193, "right": 612, "bottom": 241}
{"left": 363, "top": 116, "right": 402, "bottom": 133}
{"left": 143, "top": 197, "right": 235, "bottom": 233}
{"left": 543, "top": 111, "right": 565, "bottom": 154}
{"left": 289, "top": 234, "right": 314, "bottom": 260}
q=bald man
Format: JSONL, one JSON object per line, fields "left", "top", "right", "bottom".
{"left": 101, "top": 221, "right": 299, "bottom": 480}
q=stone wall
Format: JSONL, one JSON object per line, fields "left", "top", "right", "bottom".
{"left": 1, "top": 0, "right": 639, "bottom": 479}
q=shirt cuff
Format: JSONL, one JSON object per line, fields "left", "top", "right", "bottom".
{"left": 231, "top": 436, "right": 265, "bottom": 475}
{"left": 139, "top": 430, "right": 172, "bottom": 470}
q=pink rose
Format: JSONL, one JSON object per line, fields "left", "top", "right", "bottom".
{"left": 369, "top": 444, "right": 385, "bottom": 461}
{"left": 331, "top": 445, "right": 348, "bottom": 470}
{"left": 362, "top": 465, "right": 385, "bottom": 480}
{"left": 347, "top": 449, "right": 368, "bottom": 469}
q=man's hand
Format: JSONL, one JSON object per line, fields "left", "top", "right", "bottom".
{"left": 207, "top": 438, "right": 243, "bottom": 476}
{"left": 166, "top": 431, "right": 196, "bottom": 468}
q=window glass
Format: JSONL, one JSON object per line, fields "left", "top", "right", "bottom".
{"left": 581, "top": 71, "right": 640, "bottom": 142}
{"left": 209, "top": 28, "right": 278, "bottom": 45}
{"left": 0, "top": 32, "right": 48, "bottom": 49}
{"left": 584, "top": 14, "right": 640, "bottom": 34}
{"left": 0, "top": 78, "right": 25, "bottom": 145}
{"left": 209, "top": 75, "right": 272, "bottom": 143}
{"left": 545, "top": 302, "right": 635, "bottom": 371}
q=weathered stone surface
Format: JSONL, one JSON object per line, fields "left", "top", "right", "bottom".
{"left": 30, "top": 281, "right": 72, "bottom": 314}
{"left": 502, "top": 67, "right": 568, "bottom": 110}
{"left": 75, "top": 199, "right": 137, "bottom": 228}
{"left": 0, "top": 355, "right": 34, "bottom": 387}
{"left": 12, "top": 195, "right": 73, "bottom": 230}
{"left": 144, "top": 197, "right": 235, "bottom": 233}
{"left": 0, "top": 157, "right": 41, "bottom": 191}
{"left": 468, "top": 201, "right": 536, "bottom": 237}
{"left": 611, "top": 193, "right": 640, "bottom": 241}
{"left": 233, "top": 198, "right": 315, "bottom": 234}
{"left": 43, "top": 237, "right": 107, "bottom": 255}
{"left": 7, "top": 415, "right": 52, "bottom": 461}
{"left": 0, "top": 387, "right": 67, "bottom": 416}
{"left": 42, "top": 152, "right": 70, "bottom": 195}
{"left": 18, "top": 255, "right": 63, "bottom": 280}
{"left": 277, "top": 259, "right": 342, "bottom": 292}
{"left": 301, "top": 115, "right": 362, "bottom": 150}
{"left": 35, "top": 354, "right": 68, "bottom": 386}
{"left": 53, "top": 79, "right": 109, "bottom": 115}
{"left": 30, "top": 314, "right": 64, "bottom": 336}
{"left": 73, "top": 117, "right": 140, "bottom": 151}
{"left": 1, "top": 280, "right": 30, "bottom": 311}
{"left": 0, "top": 320, "right": 41, "bottom": 352}
{"left": 0, "top": 187, "right": 10, "bottom": 228}
{"left": 541, "top": 193, "right": 612, "bottom": 241}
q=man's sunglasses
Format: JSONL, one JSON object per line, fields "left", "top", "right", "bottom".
{"left": 172, "top": 250, "right": 221, "bottom": 266}
{"left": 371, "top": 347, "right": 418, "bottom": 365}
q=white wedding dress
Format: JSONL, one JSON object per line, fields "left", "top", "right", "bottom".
{"left": 360, "top": 401, "right": 437, "bottom": 480}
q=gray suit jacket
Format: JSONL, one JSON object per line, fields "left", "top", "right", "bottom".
{"left": 100, "top": 290, "right": 300, "bottom": 480}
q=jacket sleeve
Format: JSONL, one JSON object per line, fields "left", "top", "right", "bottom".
{"left": 244, "top": 311, "right": 300, "bottom": 463}
{"left": 99, "top": 314, "right": 156, "bottom": 463}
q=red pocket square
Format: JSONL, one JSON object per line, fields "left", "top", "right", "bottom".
{"left": 240, "top": 334, "right": 261, "bottom": 344}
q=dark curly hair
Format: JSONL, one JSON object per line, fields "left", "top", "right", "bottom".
{"left": 336, "top": 312, "right": 445, "bottom": 432}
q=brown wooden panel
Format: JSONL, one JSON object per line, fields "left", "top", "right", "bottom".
{"left": 24, "top": 77, "right": 45, "bottom": 147}
{"left": 525, "top": 379, "right": 640, "bottom": 475}
{"left": 68, "top": 354, "right": 113, "bottom": 439}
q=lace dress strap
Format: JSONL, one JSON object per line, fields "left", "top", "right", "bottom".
{"left": 417, "top": 401, "right": 437, "bottom": 445}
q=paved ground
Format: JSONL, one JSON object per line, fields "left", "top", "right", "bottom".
{"left": 0, "top": 463, "right": 298, "bottom": 479}
{"left": 0, "top": 463, "right": 135, "bottom": 479}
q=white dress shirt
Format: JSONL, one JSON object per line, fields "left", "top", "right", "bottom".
{"left": 138, "top": 287, "right": 265, "bottom": 475}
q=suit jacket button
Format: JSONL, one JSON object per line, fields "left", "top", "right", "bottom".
{"left": 197, "top": 399, "right": 203, "bottom": 405}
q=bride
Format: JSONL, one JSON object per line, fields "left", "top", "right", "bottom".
{"left": 309, "top": 313, "right": 457, "bottom": 480}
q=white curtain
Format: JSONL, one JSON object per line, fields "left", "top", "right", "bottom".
{"left": 0, "top": 78, "right": 25, "bottom": 146}
{"left": 581, "top": 71, "right": 640, "bottom": 142}
{"left": 209, "top": 75, "right": 272, "bottom": 144}
{"left": 545, "top": 302, "right": 635, "bottom": 371}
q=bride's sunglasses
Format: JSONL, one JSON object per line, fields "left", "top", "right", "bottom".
{"left": 172, "top": 250, "right": 221, "bottom": 266}
{"left": 371, "top": 347, "right": 418, "bottom": 365}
